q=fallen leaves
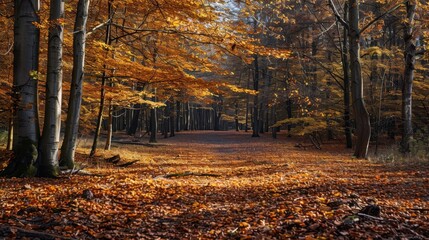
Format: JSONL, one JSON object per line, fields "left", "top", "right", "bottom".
{"left": 1, "top": 131, "right": 429, "bottom": 239}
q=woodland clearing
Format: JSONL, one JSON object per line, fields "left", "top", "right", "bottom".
{"left": 1, "top": 131, "right": 429, "bottom": 239}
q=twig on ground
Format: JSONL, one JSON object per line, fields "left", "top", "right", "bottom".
{"left": 154, "top": 171, "right": 221, "bottom": 179}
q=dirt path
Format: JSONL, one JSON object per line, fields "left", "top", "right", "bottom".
{"left": 1, "top": 131, "right": 429, "bottom": 239}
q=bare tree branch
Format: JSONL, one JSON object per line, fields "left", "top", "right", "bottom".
{"left": 360, "top": 1, "right": 406, "bottom": 34}
{"left": 328, "top": 0, "right": 349, "bottom": 29}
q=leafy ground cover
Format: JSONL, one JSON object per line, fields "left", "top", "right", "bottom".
{"left": 1, "top": 131, "right": 429, "bottom": 239}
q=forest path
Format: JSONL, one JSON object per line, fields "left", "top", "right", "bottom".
{"left": 127, "top": 130, "right": 360, "bottom": 179}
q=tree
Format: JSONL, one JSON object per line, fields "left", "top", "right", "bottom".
{"left": 60, "top": 0, "right": 90, "bottom": 169}
{"left": 347, "top": 0, "right": 371, "bottom": 159}
{"left": 38, "top": 0, "right": 65, "bottom": 177}
{"left": 89, "top": 0, "right": 113, "bottom": 157}
{"left": 401, "top": 1, "right": 417, "bottom": 153}
{"left": 1, "top": 0, "right": 41, "bottom": 177}
{"left": 149, "top": 89, "right": 157, "bottom": 143}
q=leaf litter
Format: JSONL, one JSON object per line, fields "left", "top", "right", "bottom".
{"left": 1, "top": 131, "right": 428, "bottom": 239}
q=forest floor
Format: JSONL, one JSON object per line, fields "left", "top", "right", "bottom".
{"left": 1, "top": 131, "right": 429, "bottom": 239}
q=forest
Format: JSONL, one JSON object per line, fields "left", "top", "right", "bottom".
{"left": 0, "top": 0, "right": 429, "bottom": 238}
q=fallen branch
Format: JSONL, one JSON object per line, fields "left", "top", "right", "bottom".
{"left": 154, "top": 171, "right": 221, "bottom": 179}
{"left": 116, "top": 160, "right": 139, "bottom": 168}
{"left": 0, "top": 225, "right": 76, "bottom": 240}
{"left": 357, "top": 213, "right": 384, "bottom": 221}
{"left": 60, "top": 168, "right": 103, "bottom": 177}
{"left": 105, "top": 154, "right": 121, "bottom": 164}
{"left": 112, "top": 140, "right": 169, "bottom": 147}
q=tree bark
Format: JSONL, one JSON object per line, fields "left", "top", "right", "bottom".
{"left": 1, "top": 0, "right": 41, "bottom": 177}
{"left": 401, "top": 2, "right": 417, "bottom": 153}
{"left": 342, "top": 2, "right": 353, "bottom": 148}
{"left": 60, "top": 0, "right": 89, "bottom": 169}
{"left": 349, "top": 0, "right": 371, "bottom": 159}
{"left": 38, "top": 0, "right": 65, "bottom": 177}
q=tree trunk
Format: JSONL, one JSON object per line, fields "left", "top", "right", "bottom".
{"left": 127, "top": 104, "right": 140, "bottom": 135}
{"left": 60, "top": 0, "right": 89, "bottom": 169}
{"left": 7, "top": 108, "right": 13, "bottom": 151}
{"left": 349, "top": 0, "right": 371, "bottom": 159}
{"left": 175, "top": 101, "right": 181, "bottom": 132}
{"left": 89, "top": 75, "right": 106, "bottom": 157}
{"left": 286, "top": 98, "right": 292, "bottom": 136}
{"left": 342, "top": 2, "right": 353, "bottom": 148}
{"left": 1, "top": 0, "right": 41, "bottom": 177}
{"left": 163, "top": 103, "right": 169, "bottom": 138}
{"left": 245, "top": 69, "right": 250, "bottom": 132}
{"left": 89, "top": 0, "right": 112, "bottom": 157}
{"left": 149, "top": 89, "right": 157, "bottom": 143}
{"left": 38, "top": 0, "right": 64, "bottom": 177}
{"left": 401, "top": 2, "right": 417, "bottom": 153}
{"left": 104, "top": 103, "right": 113, "bottom": 150}
{"left": 149, "top": 107, "right": 157, "bottom": 143}
{"left": 170, "top": 101, "right": 175, "bottom": 137}
{"left": 184, "top": 102, "right": 190, "bottom": 131}
{"left": 252, "top": 54, "right": 260, "bottom": 137}
{"left": 235, "top": 101, "right": 239, "bottom": 131}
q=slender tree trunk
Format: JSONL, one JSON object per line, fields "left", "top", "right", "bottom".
{"left": 60, "top": 0, "right": 89, "bottom": 169}
{"left": 7, "top": 108, "right": 13, "bottom": 151}
{"left": 175, "top": 101, "right": 181, "bottom": 132}
{"left": 127, "top": 104, "right": 140, "bottom": 135}
{"left": 349, "top": 0, "right": 371, "bottom": 159}
{"left": 271, "top": 104, "right": 277, "bottom": 139}
{"left": 89, "top": 75, "right": 106, "bottom": 157}
{"left": 184, "top": 102, "right": 190, "bottom": 131}
{"left": 342, "top": 2, "right": 353, "bottom": 148}
{"left": 149, "top": 89, "right": 157, "bottom": 143}
{"left": 39, "top": 0, "right": 64, "bottom": 177}
{"left": 252, "top": 54, "right": 260, "bottom": 137}
{"left": 149, "top": 107, "right": 157, "bottom": 142}
{"left": 89, "top": 0, "right": 112, "bottom": 157}
{"left": 286, "top": 99, "right": 292, "bottom": 136}
{"left": 401, "top": 2, "right": 417, "bottom": 153}
{"left": 170, "top": 101, "right": 175, "bottom": 137}
{"left": 235, "top": 101, "right": 239, "bottom": 131}
{"left": 245, "top": 69, "right": 250, "bottom": 132}
{"left": 104, "top": 103, "right": 112, "bottom": 150}
{"left": 163, "top": 103, "right": 169, "bottom": 138}
{"left": 1, "top": 0, "right": 41, "bottom": 177}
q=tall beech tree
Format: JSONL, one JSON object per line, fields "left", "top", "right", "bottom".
{"left": 60, "top": 0, "right": 90, "bottom": 169}
{"left": 1, "top": 0, "right": 40, "bottom": 177}
{"left": 39, "top": 0, "right": 65, "bottom": 177}
{"left": 329, "top": 0, "right": 403, "bottom": 158}
{"left": 401, "top": 1, "right": 417, "bottom": 153}
{"left": 347, "top": 0, "right": 371, "bottom": 159}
